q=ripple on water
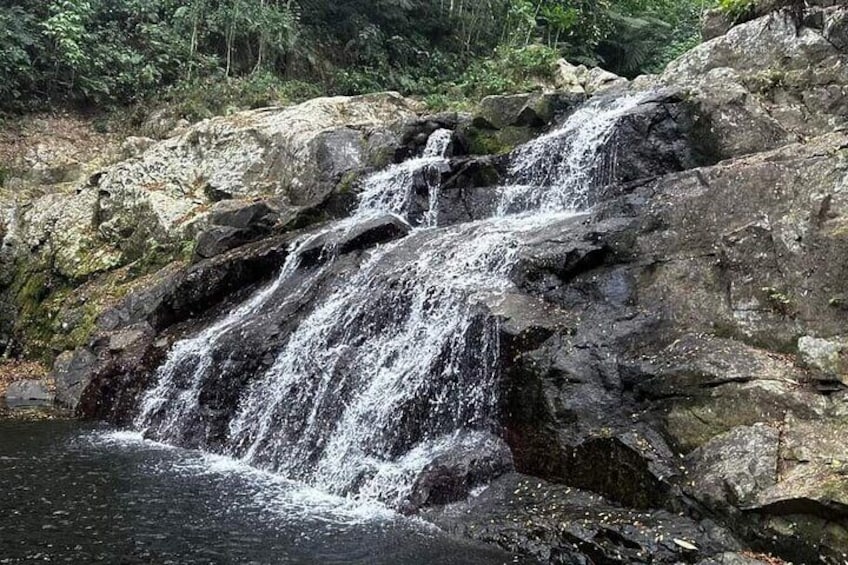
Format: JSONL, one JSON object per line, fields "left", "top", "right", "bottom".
{"left": 0, "top": 420, "right": 527, "bottom": 564}
{"left": 82, "top": 430, "right": 398, "bottom": 525}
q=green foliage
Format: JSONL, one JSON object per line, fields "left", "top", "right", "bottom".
{"left": 1, "top": 0, "right": 719, "bottom": 113}
{"left": 596, "top": 0, "right": 707, "bottom": 76}
{"left": 158, "top": 73, "right": 322, "bottom": 121}
{"left": 0, "top": 6, "right": 39, "bottom": 104}
{"left": 717, "top": 0, "right": 756, "bottom": 18}
{"left": 458, "top": 44, "right": 560, "bottom": 98}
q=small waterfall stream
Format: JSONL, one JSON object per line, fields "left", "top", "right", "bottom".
{"left": 135, "top": 94, "right": 647, "bottom": 508}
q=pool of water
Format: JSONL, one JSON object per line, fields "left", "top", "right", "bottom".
{"left": 0, "top": 418, "right": 530, "bottom": 564}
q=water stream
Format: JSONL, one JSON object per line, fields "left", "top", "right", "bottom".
{"left": 133, "top": 94, "right": 648, "bottom": 510}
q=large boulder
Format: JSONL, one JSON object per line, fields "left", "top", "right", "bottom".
{"left": 474, "top": 92, "right": 585, "bottom": 130}
{"left": 4, "top": 378, "right": 53, "bottom": 407}
{"left": 663, "top": 8, "right": 848, "bottom": 159}
{"left": 403, "top": 432, "right": 514, "bottom": 512}
{"left": 193, "top": 199, "right": 286, "bottom": 260}
{"left": 554, "top": 59, "right": 629, "bottom": 96}
{"left": 88, "top": 92, "right": 418, "bottom": 259}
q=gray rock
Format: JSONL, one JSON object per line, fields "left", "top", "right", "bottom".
{"left": 584, "top": 66, "right": 629, "bottom": 96}
{"left": 52, "top": 348, "right": 97, "bottom": 411}
{"left": 686, "top": 424, "right": 780, "bottom": 508}
{"left": 426, "top": 474, "right": 741, "bottom": 565}
{"left": 15, "top": 93, "right": 419, "bottom": 281}
{"left": 663, "top": 10, "right": 848, "bottom": 159}
{"left": 119, "top": 136, "right": 156, "bottom": 159}
{"left": 474, "top": 92, "right": 585, "bottom": 130}
{"left": 825, "top": 7, "right": 848, "bottom": 50}
{"left": 554, "top": 59, "right": 587, "bottom": 94}
{"left": 297, "top": 214, "right": 411, "bottom": 266}
{"left": 798, "top": 335, "right": 848, "bottom": 384}
{"left": 4, "top": 379, "right": 53, "bottom": 407}
{"left": 194, "top": 199, "right": 284, "bottom": 259}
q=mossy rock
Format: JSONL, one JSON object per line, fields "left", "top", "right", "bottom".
{"left": 464, "top": 125, "right": 538, "bottom": 156}
{"left": 665, "top": 383, "right": 814, "bottom": 453}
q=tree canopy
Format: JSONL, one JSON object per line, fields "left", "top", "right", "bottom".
{"left": 0, "top": 0, "right": 714, "bottom": 113}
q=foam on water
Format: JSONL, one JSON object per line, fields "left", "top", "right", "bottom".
{"left": 89, "top": 430, "right": 394, "bottom": 524}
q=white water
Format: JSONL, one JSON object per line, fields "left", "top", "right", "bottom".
{"left": 499, "top": 95, "right": 639, "bottom": 214}
{"left": 134, "top": 94, "right": 647, "bottom": 509}
{"left": 136, "top": 130, "right": 454, "bottom": 442}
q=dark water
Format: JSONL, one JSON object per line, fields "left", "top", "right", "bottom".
{"left": 0, "top": 418, "right": 529, "bottom": 565}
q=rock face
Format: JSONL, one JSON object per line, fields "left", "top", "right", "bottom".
{"left": 663, "top": 5, "right": 848, "bottom": 159}
{"left": 497, "top": 130, "right": 848, "bottom": 562}
{"left": 0, "top": 92, "right": 420, "bottom": 358}
{"left": 84, "top": 91, "right": 418, "bottom": 263}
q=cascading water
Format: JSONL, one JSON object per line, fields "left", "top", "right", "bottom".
{"left": 135, "top": 94, "right": 647, "bottom": 508}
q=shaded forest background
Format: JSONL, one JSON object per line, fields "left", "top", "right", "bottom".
{"left": 0, "top": 0, "right": 731, "bottom": 117}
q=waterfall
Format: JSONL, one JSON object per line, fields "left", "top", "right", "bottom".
{"left": 499, "top": 94, "right": 641, "bottom": 214}
{"left": 135, "top": 94, "right": 647, "bottom": 508}
{"left": 356, "top": 128, "right": 451, "bottom": 225}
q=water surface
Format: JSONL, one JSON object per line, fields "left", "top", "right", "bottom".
{"left": 0, "top": 418, "right": 529, "bottom": 564}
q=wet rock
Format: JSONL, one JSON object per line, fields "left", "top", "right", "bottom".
{"left": 405, "top": 432, "right": 513, "bottom": 511}
{"left": 408, "top": 155, "right": 505, "bottom": 226}
{"left": 76, "top": 208, "right": 418, "bottom": 422}
{"left": 53, "top": 348, "right": 97, "bottom": 410}
{"left": 98, "top": 233, "right": 292, "bottom": 333}
{"left": 427, "top": 474, "right": 741, "bottom": 564}
{"left": 297, "top": 214, "right": 411, "bottom": 267}
{"left": 490, "top": 131, "right": 848, "bottom": 561}
{"left": 602, "top": 89, "right": 715, "bottom": 186}
{"left": 194, "top": 199, "right": 284, "bottom": 260}
{"left": 398, "top": 113, "right": 469, "bottom": 159}
{"left": 46, "top": 18, "right": 848, "bottom": 563}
